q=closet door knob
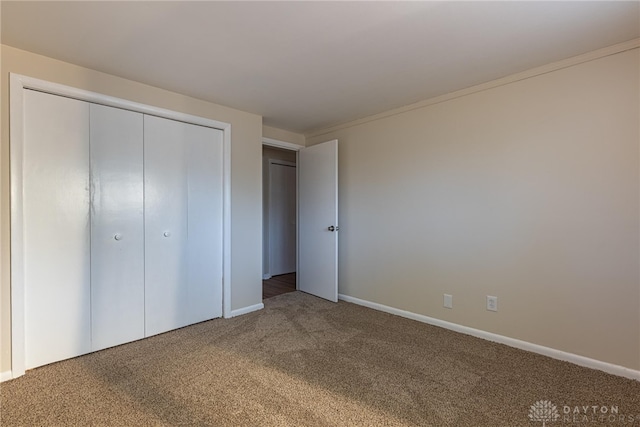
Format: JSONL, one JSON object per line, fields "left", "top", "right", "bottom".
{"left": 163, "top": 231, "right": 171, "bottom": 237}
{"left": 114, "top": 234, "right": 122, "bottom": 241}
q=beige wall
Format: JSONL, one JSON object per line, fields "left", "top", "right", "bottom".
{"left": 262, "top": 146, "right": 297, "bottom": 276}
{"left": 0, "top": 45, "right": 264, "bottom": 374}
{"left": 307, "top": 48, "right": 640, "bottom": 370}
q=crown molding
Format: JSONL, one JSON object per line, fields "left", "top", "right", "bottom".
{"left": 306, "top": 38, "right": 640, "bottom": 139}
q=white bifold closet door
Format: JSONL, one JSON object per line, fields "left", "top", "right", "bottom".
{"left": 23, "top": 90, "right": 91, "bottom": 369}
{"left": 144, "top": 116, "right": 223, "bottom": 336}
{"left": 21, "top": 89, "right": 223, "bottom": 369}
{"left": 186, "top": 122, "right": 224, "bottom": 324}
{"left": 90, "top": 104, "right": 145, "bottom": 351}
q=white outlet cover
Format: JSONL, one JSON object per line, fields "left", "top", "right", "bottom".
{"left": 444, "top": 294, "right": 453, "bottom": 309}
{"left": 487, "top": 295, "right": 498, "bottom": 312}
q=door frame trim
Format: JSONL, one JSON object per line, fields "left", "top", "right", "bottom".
{"left": 262, "top": 137, "right": 304, "bottom": 152}
{"left": 9, "top": 73, "right": 232, "bottom": 379}
{"left": 261, "top": 138, "right": 304, "bottom": 289}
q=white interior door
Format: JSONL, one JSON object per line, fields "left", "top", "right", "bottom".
{"left": 90, "top": 104, "right": 145, "bottom": 351}
{"left": 23, "top": 90, "right": 91, "bottom": 369}
{"left": 269, "top": 161, "right": 297, "bottom": 276}
{"left": 298, "top": 139, "right": 338, "bottom": 302}
{"left": 144, "top": 115, "right": 189, "bottom": 336}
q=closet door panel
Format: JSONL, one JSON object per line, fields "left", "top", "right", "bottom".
{"left": 23, "top": 90, "right": 91, "bottom": 369}
{"left": 90, "top": 104, "right": 145, "bottom": 351}
{"left": 187, "top": 126, "right": 224, "bottom": 323}
{"left": 144, "top": 115, "right": 189, "bottom": 336}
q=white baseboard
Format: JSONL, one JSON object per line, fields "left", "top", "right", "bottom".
{"left": 1, "top": 370, "right": 13, "bottom": 382}
{"left": 228, "top": 302, "right": 264, "bottom": 318}
{"left": 338, "top": 294, "right": 640, "bottom": 381}
{"left": 263, "top": 274, "right": 272, "bottom": 280}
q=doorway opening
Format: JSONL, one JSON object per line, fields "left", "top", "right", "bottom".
{"left": 261, "top": 137, "right": 338, "bottom": 302}
{"left": 262, "top": 145, "right": 297, "bottom": 300}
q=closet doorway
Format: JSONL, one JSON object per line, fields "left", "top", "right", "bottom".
{"left": 263, "top": 144, "right": 297, "bottom": 299}
{"left": 10, "top": 74, "right": 231, "bottom": 378}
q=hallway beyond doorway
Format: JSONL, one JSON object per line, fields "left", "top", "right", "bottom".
{"left": 263, "top": 273, "right": 296, "bottom": 300}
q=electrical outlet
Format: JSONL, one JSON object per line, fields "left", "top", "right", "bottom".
{"left": 443, "top": 294, "right": 453, "bottom": 309}
{"left": 487, "top": 295, "right": 498, "bottom": 312}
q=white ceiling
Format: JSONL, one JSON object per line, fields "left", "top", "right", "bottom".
{"left": 2, "top": 1, "right": 639, "bottom": 134}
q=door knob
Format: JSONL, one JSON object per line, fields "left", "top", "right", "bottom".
{"left": 114, "top": 234, "right": 122, "bottom": 241}
{"left": 163, "top": 231, "right": 171, "bottom": 237}
{"left": 328, "top": 226, "right": 339, "bottom": 232}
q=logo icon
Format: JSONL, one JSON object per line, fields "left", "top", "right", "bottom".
{"left": 529, "top": 400, "right": 560, "bottom": 426}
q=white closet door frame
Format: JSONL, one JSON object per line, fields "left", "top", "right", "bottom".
{"left": 267, "top": 159, "right": 297, "bottom": 277}
{"left": 9, "top": 73, "right": 232, "bottom": 379}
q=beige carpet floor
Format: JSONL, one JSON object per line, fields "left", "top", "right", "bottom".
{"left": 1, "top": 291, "right": 639, "bottom": 426}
